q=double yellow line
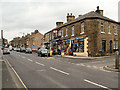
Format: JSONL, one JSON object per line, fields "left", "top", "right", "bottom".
{"left": 5, "top": 58, "right": 28, "bottom": 90}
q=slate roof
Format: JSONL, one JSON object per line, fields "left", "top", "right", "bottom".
{"left": 45, "top": 11, "right": 118, "bottom": 35}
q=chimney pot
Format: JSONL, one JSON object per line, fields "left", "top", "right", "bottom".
{"left": 97, "top": 6, "right": 99, "bottom": 10}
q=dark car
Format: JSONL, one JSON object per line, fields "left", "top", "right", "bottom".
{"left": 20, "top": 47, "right": 26, "bottom": 52}
{"left": 3, "top": 48, "right": 10, "bottom": 55}
{"left": 16, "top": 48, "right": 20, "bottom": 52}
{"left": 25, "top": 48, "right": 32, "bottom": 54}
{"left": 38, "top": 47, "right": 50, "bottom": 57}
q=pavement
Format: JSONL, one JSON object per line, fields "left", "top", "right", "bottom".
{"left": 0, "top": 56, "right": 17, "bottom": 89}
{"left": 104, "top": 64, "right": 120, "bottom": 72}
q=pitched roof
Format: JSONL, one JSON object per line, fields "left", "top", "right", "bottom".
{"left": 45, "top": 11, "right": 118, "bottom": 35}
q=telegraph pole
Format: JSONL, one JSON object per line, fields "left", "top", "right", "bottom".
{"left": 1, "top": 30, "right": 3, "bottom": 59}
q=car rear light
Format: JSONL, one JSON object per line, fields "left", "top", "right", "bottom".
{"left": 1, "top": 48, "right": 4, "bottom": 50}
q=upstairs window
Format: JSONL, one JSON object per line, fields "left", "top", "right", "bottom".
{"left": 71, "top": 26, "right": 74, "bottom": 36}
{"left": 49, "top": 33, "right": 51, "bottom": 40}
{"left": 62, "top": 29, "right": 64, "bottom": 37}
{"left": 81, "top": 22, "right": 84, "bottom": 34}
{"left": 108, "top": 24, "right": 111, "bottom": 34}
{"left": 114, "top": 25, "right": 117, "bottom": 35}
{"left": 101, "top": 22, "right": 104, "bottom": 33}
{"left": 58, "top": 30, "right": 61, "bottom": 36}
{"left": 52, "top": 33, "right": 54, "bottom": 39}
{"left": 66, "top": 28, "right": 68, "bottom": 36}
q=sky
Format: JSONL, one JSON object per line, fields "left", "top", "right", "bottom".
{"left": 0, "top": 0, "right": 119, "bottom": 41}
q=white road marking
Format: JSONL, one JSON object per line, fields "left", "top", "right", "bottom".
{"left": 0, "top": 60, "right": 4, "bottom": 62}
{"left": 86, "top": 65, "right": 91, "bottom": 68}
{"left": 27, "top": 59, "right": 33, "bottom": 62}
{"left": 50, "top": 67, "right": 69, "bottom": 75}
{"left": 84, "top": 79, "right": 112, "bottom": 90}
{"left": 80, "top": 63, "right": 85, "bottom": 66}
{"left": 37, "top": 69, "right": 46, "bottom": 72}
{"left": 35, "top": 62, "right": 45, "bottom": 66}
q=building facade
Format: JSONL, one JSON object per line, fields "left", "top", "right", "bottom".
{"left": 29, "top": 30, "right": 44, "bottom": 51}
{"left": 44, "top": 6, "right": 119, "bottom": 57}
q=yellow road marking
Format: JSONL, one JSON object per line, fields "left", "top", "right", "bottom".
{"left": 5, "top": 59, "right": 28, "bottom": 90}
{"left": 100, "top": 66, "right": 111, "bottom": 72}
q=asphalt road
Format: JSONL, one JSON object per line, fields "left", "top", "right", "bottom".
{"left": 3, "top": 51, "right": 118, "bottom": 89}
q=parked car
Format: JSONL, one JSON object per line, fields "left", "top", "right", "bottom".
{"left": 25, "top": 48, "right": 32, "bottom": 54}
{"left": 38, "top": 47, "right": 50, "bottom": 57}
{"left": 20, "top": 47, "right": 26, "bottom": 52}
{"left": 3, "top": 48, "right": 10, "bottom": 55}
{"left": 13, "top": 47, "right": 17, "bottom": 51}
{"left": 9, "top": 46, "right": 12, "bottom": 51}
{"left": 16, "top": 48, "right": 20, "bottom": 52}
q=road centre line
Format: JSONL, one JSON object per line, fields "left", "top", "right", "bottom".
{"left": 35, "top": 62, "right": 45, "bottom": 66}
{"left": 27, "top": 59, "right": 33, "bottom": 62}
{"left": 50, "top": 67, "right": 69, "bottom": 75}
{"left": 84, "top": 79, "right": 112, "bottom": 90}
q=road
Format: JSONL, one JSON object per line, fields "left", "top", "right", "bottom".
{"left": 3, "top": 51, "right": 118, "bottom": 89}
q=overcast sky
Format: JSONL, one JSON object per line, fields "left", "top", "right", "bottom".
{"left": 0, "top": 0, "right": 119, "bottom": 41}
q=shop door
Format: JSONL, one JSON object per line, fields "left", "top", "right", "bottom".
{"left": 102, "top": 40, "right": 106, "bottom": 53}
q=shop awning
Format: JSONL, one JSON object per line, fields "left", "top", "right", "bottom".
{"left": 80, "top": 37, "right": 86, "bottom": 39}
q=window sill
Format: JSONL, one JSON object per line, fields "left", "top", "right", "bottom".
{"left": 80, "top": 32, "right": 84, "bottom": 35}
{"left": 108, "top": 33, "right": 111, "bottom": 34}
{"left": 101, "top": 32, "right": 105, "bottom": 34}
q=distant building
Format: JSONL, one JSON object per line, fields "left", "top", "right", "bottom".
{"left": 29, "top": 30, "right": 44, "bottom": 51}
{"left": 44, "top": 6, "right": 119, "bottom": 57}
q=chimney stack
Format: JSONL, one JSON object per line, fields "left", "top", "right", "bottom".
{"left": 56, "top": 22, "right": 63, "bottom": 27}
{"left": 95, "top": 6, "right": 103, "bottom": 16}
{"left": 67, "top": 13, "right": 75, "bottom": 22}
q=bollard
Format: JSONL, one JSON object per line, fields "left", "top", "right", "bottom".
{"left": 115, "top": 51, "right": 119, "bottom": 69}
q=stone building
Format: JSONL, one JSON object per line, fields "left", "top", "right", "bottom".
{"left": 29, "top": 30, "right": 44, "bottom": 51}
{"left": 44, "top": 6, "right": 119, "bottom": 57}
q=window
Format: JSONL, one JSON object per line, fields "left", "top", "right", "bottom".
{"left": 66, "top": 28, "right": 68, "bottom": 36}
{"left": 49, "top": 33, "right": 51, "bottom": 40}
{"left": 114, "top": 40, "right": 118, "bottom": 49}
{"left": 108, "top": 24, "right": 111, "bottom": 34}
{"left": 52, "top": 33, "right": 54, "bottom": 39}
{"left": 81, "top": 22, "right": 84, "bottom": 34}
{"left": 58, "top": 30, "right": 61, "bottom": 36}
{"left": 114, "top": 25, "right": 117, "bottom": 35}
{"left": 62, "top": 29, "right": 64, "bottom": 37}
{"left": 71, "top": 26, "right": 74, "bottom": 36}
{"left": 101, "top": 22, "right": 104, "bottom": 33}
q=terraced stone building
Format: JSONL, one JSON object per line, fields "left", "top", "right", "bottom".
{"left": 44, "top": 6, "right": 119, "bottom": 57}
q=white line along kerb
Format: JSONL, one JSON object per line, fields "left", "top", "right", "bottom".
{"left": 84, "top": 79, "right": 112, "bottom": 90}
{"left": 50, "top": 67, "right": 70, "bottom": 75}
{"left": 35, "top": 62, "right": 45, "bottom": 66}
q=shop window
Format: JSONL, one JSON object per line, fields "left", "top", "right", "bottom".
{"left": 72, "top": 40, "right": 84, "bottom": 52}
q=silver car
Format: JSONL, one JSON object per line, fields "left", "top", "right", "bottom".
{"left": 3, "top": 48, "right": 10, "bottom": 54}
